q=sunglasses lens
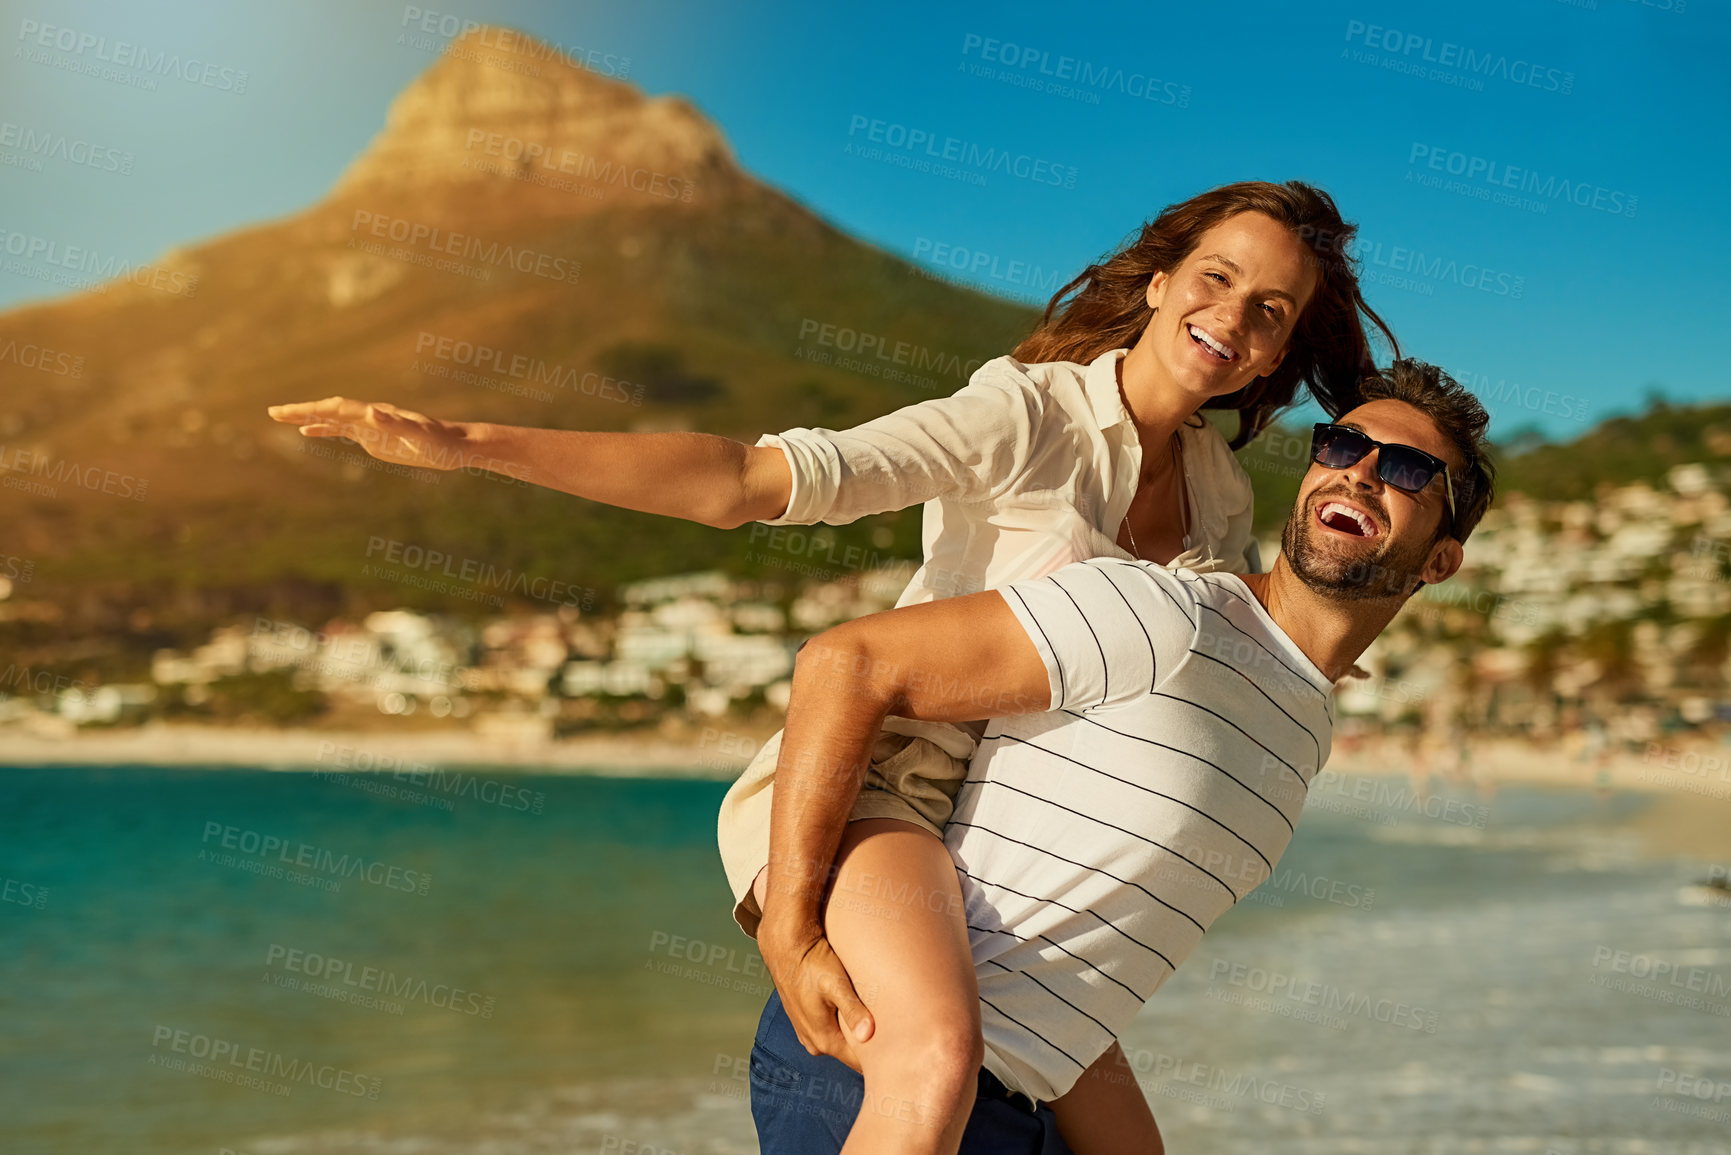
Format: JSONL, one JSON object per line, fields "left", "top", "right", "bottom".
{"left": 1378, "top": 447, "right": 1438, "bottom": 494}
{"left": 1313, "top": 426, "right": 1372, "bottom": 468}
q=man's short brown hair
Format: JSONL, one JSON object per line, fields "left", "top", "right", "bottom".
{"left": 1358, "top": 359, "right": 1496, "bottom": 543}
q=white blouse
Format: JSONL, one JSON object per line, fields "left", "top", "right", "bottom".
{"left": 755, "top": 348, "right": 1260, "bottom": 757}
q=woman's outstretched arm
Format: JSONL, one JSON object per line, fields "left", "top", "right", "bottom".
{"left": 265, "top": 396, "right": 791, "bottom": 528}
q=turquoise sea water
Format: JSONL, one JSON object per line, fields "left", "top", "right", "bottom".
{"left": 2, "top": 764, "right": 1728, "bottom": 1154}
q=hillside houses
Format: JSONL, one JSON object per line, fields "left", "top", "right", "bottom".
{"left": 13, "top": 464, "right": 1731, "bottom": 749}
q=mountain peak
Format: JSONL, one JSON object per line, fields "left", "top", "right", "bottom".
{"left": 335, "top": 24, "right": 735, "bottom": 198}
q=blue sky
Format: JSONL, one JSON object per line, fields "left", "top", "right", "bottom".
{"left": 1, "top": 0, "right": 1727, "bottom": 439}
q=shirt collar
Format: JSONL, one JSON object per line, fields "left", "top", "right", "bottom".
{"left": 1083, "top": 348, "right": 1136, "bottom": 432}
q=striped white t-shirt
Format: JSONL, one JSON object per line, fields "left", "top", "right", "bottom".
{"left": 953, "top": 556, "right": 1336, "bottom": 1102}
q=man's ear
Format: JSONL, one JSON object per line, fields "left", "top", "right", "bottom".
{"left": 1145, "top": 270, "right": 1169, "bottom": 311}
{"left": 1419, "top": 537, "right": 1464, "bottom": 586}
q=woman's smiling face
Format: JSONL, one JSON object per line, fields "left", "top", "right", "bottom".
{"left": 1138, "top": 210, "right": 1320, "bottom": 401}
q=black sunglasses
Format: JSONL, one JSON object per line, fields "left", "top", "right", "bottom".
{"left": 1310, "top": 423, "right": 1458, "bottom": 533}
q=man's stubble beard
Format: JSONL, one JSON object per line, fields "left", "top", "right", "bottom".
{"left": 1280, "top": 493, "right": 1434, "bottom": 601}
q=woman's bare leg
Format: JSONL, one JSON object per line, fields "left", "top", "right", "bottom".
{"left": 1048, "top": 1042, "right": 1165, "bottom": 1155}
{"left": 798, "top": 817, "right": 983, "bottom": 1155}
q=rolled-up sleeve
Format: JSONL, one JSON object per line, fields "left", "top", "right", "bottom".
{"left": 754, "top": 359, "right": 1044, "bottom": 527}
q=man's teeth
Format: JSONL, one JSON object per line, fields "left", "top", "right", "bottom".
{"left": 1188, "top": 325, "right": 1235, "bottom": 361}
{"left": 1320, "top": 502, "right": 1376, "bottom": 536}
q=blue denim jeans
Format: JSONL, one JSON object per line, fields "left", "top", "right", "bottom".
{"left": 748, "top": 991, "right": 1073, "bottom": 1154}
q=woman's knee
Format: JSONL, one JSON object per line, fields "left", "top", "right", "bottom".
{"left": 865, "top": 1013, "right": 983, "bottom": 1097}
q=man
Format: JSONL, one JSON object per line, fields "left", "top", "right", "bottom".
{"left": 749, "top": 359, "right": 1496, "bottom": 1152}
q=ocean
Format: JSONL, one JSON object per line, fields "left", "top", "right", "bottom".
{"left": 2, "top": 763, "right": 1728, "bottom": 1154}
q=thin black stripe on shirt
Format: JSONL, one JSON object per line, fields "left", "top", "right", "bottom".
{"left": 1091, "top": 563, "right": 1157, "bottom": 685}
{"left": 983, "top": 957, "right": 1116, "bottom": 1039}
{"left": 978, "top": 994, "right": 1086, "bottom": 1073}
{"left": 968, "top": 923, "right": 1146, "bottom": 1001}
{"left": 989, "top": 733, "right": 1275, "bottom": 874}
{"left": 958, "top": 868, "right": 1177, "bottom": 974}
{"left": 1005, "top": 584, "right": 1065, "bottom": 706}
{"left": 1195, "top": 600, "right": 1324, "bottom": 701}
{"left": 1151, "top": 693, "right": 1313, "bottom": 792}
{"left": 1056, "top": 711, "right": 1298, "bottom": 833}
{"left": 948, "top": 819, "right": 1209, "bottom": 934}
{"left": 963, "top": 776, "right": 1247, "bottom": 901}
{"left": 1048, "top": 574, "right": 1109, "bottom": 706}
{"left": 1189, "top": 649, "right": 1325, "bottom": 771}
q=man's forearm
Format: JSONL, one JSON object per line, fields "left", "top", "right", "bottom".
{"left": 762, "top": 636, "right": 897, "bottom": 930}
{"left": 465, "top": 423, "right": 789, "bottom": 527}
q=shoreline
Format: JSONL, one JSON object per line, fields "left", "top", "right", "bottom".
{"left": 0, "top": 720, "right": 757, "bottom": 777}
{"left": 5, "top": 721, "right": 1723, "bottom": 787}
{"left": 5, "top": 723, "right": 1728, "bottom": 861}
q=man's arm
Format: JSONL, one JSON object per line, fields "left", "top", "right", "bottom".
{"left": 756, "top": 557, "right": 1192, "bottom": 1061}
{"left": 756, "top": 588, "right": 1052, "bottom": 1058}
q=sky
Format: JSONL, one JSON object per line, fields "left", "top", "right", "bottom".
{"left": 1, "top": 0, "right": 1727, "bottom": 440}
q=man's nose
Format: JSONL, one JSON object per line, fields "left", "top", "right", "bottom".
{"left": 1342, "top": 449, "right": 1383, "bottom": 491}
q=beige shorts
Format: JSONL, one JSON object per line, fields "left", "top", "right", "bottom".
{"left": 716, "top": 724, "right": 970, "bottom": 937}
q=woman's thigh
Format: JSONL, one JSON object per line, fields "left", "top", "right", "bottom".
{"left": 821, "top": 818, "right": 980, "bottom": 1063}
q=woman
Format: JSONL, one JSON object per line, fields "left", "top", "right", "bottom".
{"left": 268, "top": 180, "right": 1395, "bottom": 1153}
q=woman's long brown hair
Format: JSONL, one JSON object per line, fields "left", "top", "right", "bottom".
{"left": 1012, "top": 180, "right": 1398, "bottom": 449}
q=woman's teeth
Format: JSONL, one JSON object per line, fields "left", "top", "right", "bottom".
{"left": 1187, "top": 324, "right": 1235, "bottom": 362}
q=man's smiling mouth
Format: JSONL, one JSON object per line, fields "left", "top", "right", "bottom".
{"left": 1186, "top": 323, "right": 1238, "bottom": 363}
{"left": 1317, "top": 500, "right": 1381, "bottom": 538}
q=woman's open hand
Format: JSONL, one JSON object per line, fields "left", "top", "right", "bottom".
{"left": 266, "top": 396, "right": 473, "bottom": 472}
